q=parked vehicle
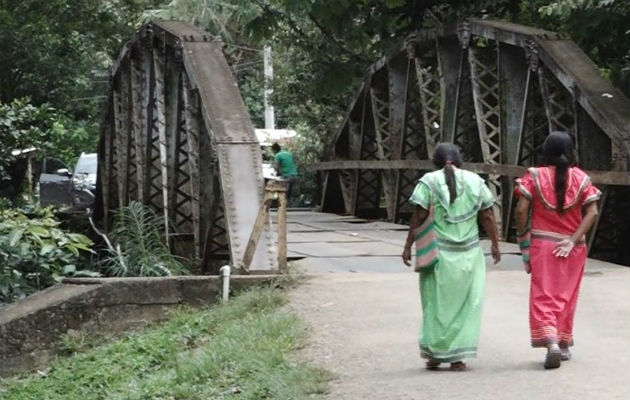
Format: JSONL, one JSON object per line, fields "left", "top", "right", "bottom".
{"left": 39, "top": 152, "right": 97, "bottom": 210}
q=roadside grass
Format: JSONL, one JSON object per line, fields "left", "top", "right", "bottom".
{"left": 0, "top": 283, "right": 331, "bottom": 399}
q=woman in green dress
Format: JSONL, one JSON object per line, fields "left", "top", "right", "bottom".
{"left": 402, "top": 143, "right": 501, "bottom": 371}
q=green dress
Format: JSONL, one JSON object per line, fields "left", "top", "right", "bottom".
{"left": 409, "top": 168, "right": 494, "bottom": 362}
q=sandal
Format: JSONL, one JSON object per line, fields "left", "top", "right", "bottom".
{"left": 450, "top": 361, "right": 467, "bottom": 371}
{"left": 425, "top": 360, "right": 441, "bottom": 370}
{"left": 544, "top": 348, "right": 562, "bottom": 369}
{"left": 560, "top": 348, "right": 572, "bottom": 361}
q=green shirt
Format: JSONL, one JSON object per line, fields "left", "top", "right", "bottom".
{"left": 274, "top": 150, "right": 298, "bottom": 177}
{"left": 409, "top": 168, "right": 494, "bottom": 244}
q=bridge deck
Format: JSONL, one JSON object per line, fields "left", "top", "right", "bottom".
{"left": 280, "top": 210, "right": 534, "bottom": 272}
{"left": 279, "top": 210, "right": 629, "bottom": 399}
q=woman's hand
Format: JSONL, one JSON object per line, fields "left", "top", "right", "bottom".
{"left": 523, "top": 262, "right": 531, "bottom": 274}
{"left": 491, "top": 243, "right": 501, "bottom": 264}
{"left": 553, "top": 238, "right": 575, "bottom": 258}
{"left": 402, "top": 246, "right": 412, "bottom": 267}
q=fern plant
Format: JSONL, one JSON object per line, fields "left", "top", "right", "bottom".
{"left": 102, "top": 202, "right": 187, "bottom": 277}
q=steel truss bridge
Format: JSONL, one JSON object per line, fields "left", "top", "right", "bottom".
{"left": 316, "top": 20, "right": 630, "bottom": 265}
{"left": 95, "top": 20, "right": 630, "bottom": 270}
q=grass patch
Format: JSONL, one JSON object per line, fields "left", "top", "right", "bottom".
{"left": 0, "top": 284, "right": 331, "bottom": 399}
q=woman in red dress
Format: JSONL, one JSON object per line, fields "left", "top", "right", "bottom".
{"left": 516, "top": 131, "right": 601, "bottom": 369}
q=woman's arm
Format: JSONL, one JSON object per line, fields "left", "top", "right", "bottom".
{"left": 515, "top": 196, "right": 531, "bottom": 235}
{"left": 515, "top": 196, "right": 532, "bottom": 272}
{"left": 479, "top": 208, "right": 501, "bottom": 264}
{"left": 553, "top": 201, "right": 599, "bottom": 258}
{"left": 574, "top": 201, "right": 599, "bottom": 241}
{"left": 402, "top": 206, "right": 429, "bottom": 266}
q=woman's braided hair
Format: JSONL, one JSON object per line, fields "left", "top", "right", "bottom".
{"left": 433, "top": 143, "right": 463, "bottom": 204}
{"left": 542, "top": 131, "right": 575, "bottom": 213}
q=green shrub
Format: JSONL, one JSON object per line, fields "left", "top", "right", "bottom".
{"left": 101, "top": 202, "right": 188, "bottom": 277}
{"left": 0, "top": 207, "right": 97, "bottom": 304}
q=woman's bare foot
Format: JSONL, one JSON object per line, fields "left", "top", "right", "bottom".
{"left": 425, "top": 359, "right": 441, "bottom": 370}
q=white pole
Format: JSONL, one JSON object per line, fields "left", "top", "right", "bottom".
{"left": 263, "top": 45, "right": 275, "bottom": 130}
{"left": 220, "top": 265, "right": 231, "bottom": 304}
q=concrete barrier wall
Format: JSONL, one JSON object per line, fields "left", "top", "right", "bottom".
{"left": 0, "top": 275, "right": 275, "bottom": 376}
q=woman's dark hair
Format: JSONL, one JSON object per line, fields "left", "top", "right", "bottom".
{"left": 433, "top": 143, "right": 463, "bottom": 204}
{"left": 542, "top": 131, "right": 575, "bottom": 213}
{"left": 271, "top": 143, "right": 281, "bottom": 153}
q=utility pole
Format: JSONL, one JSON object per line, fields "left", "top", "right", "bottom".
{"left": 263, "top": 45, "right": 275, "bottom": 129}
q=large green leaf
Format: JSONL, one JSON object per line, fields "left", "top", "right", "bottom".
{"left": 65, "top": 245, "right": 80, "bottom": 257}
{"left": 67, "top": 233, "right": 93, "bottom": 246}
{"left": 70, "top": 242, "right": 95, "bottom": 253}
{"left": 29, "top": 226, "right": 50, "bottom": 237}
{"left": 62, "top": 264, "right": 76, "bottom": 275}
{"left": 8, "top": 229, "right": 23, "bottom": 247}
{"left": 39, "top": 243, "right": 56, "bottom": 255}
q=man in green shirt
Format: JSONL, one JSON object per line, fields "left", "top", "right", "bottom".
{"left": 272, "top": 143, "right": 298, "bottom": 205}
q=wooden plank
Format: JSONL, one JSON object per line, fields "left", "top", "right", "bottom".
{"left": 240, "top": 194, "right": 273, "bottom": 272}
{"left": 277, "top": 188, "right": 288, "bottom": 272}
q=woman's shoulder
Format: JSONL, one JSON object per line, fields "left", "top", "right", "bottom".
{"left": 570, "top": 166, "right": 589, "bottom": 180}
{"left": 458, "top": 168, "right": 485, "bottom": 183}
{"left": 419, "top": 170, "right": 442, "bottom": 183}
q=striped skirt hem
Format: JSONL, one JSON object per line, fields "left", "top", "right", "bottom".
{"left": 420, "top": 345, "right": 477, "bottom": 362}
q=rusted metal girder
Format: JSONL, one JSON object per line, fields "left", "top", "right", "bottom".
{"left": 320, "top": 19, "right": 630, "bottom": 265}
{"left": 96, "top": 21, "right": 276, "bottom": 273}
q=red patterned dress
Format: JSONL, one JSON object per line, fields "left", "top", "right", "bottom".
{"left": 518, "top": 166, "right": 601, "bottom": 348}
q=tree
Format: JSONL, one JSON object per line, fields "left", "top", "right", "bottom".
{"left": 534, "top": 0, "right": 629, "bottom": 95}
{"left": 0, "top": 1, "right": 150, "bottom": 115}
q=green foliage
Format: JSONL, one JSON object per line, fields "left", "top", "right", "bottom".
{"left": 0, "top": 98, "right": 99, "bottom": 197}
{"left": 292, "top": 122, "right": 327, "bottom": 204}
{"left": 142, "top": 0, "right": 259, "bottom": 43}
{"left": 49, "top": 118, "right": 99, "bottom": 167}
{"left": 0, "top": 207, "right": 96, "bottom": 304}
{"left": 0, "top": 1, "right": 158, "bottom": 197}
{"left": 533, "top": 0, "right": 630, "bottom": 95}
{"left": 102, "top": 201, "right": 188, "bottom": 277}
{"left": 0, "top": 0, "right": 161, "bottom": 120}
{"left": 0, "top": 99, "right": 56, "bottom": 179}
{"left": 0, "top": 285, "right": 332, "bottom": 399}
{"left": 0, "top": 99, "right": 100, "bottom": 207}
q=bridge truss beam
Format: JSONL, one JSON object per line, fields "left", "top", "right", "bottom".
{"left": 97, "top": 21, "right": 276, "bottom": 273}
